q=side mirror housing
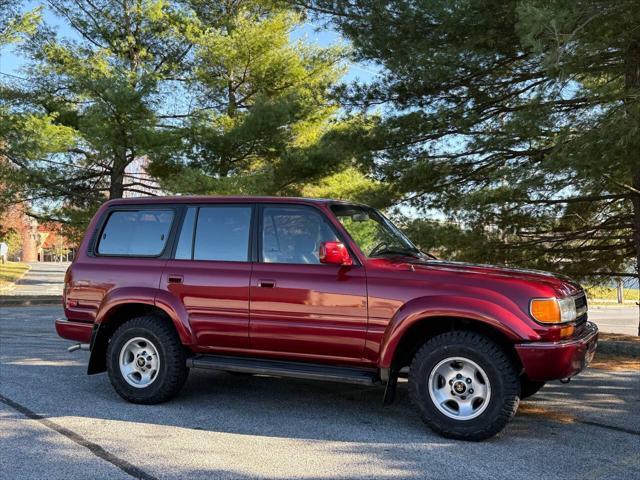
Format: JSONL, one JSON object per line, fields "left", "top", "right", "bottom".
{"left": 319, "top": 241, "right": 353, "bottom": 266}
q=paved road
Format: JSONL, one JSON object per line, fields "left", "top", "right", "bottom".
{"left": 0, "top": 306, "right": 638, "bottom": 480}
{"left": 589, "top": 306, "right": 639, "bottom": 336}
{"left": 2, "top": 262, "right": 70, "bottom": 296}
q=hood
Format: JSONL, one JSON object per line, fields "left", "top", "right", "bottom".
{"left": 372, "top": 257, "right": 581, "bottom": 298}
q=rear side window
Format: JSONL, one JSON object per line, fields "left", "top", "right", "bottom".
{"left": 175, "top": 206, "right": 252, "bottom": 261}
{"left": 97, "top": 210, "right": 174, "bottom": 256}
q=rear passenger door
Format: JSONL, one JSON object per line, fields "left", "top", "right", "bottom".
{"left": 161, "top": 204, "right": 254, "bottom": 350}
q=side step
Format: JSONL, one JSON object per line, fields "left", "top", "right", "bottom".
{"left": 187, "top": 354, "right": 380, "bottom": 386}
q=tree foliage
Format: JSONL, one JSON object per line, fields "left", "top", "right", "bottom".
{"left": 301, "top": 0, "right": 640, "bottom": 283}
{"left": 0, "top": 0, "right": 368, "bottom": 239}
{"left": 0, "top": 1, "right": 40, "bottom": 46}
{"left": 1, "top": 0, "right": 193, "bottom": 237}
{"left": 150, "top": 2, "right": 371, "bottom": 197}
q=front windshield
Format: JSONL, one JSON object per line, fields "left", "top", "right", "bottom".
{"left": 331, "top": 204, "right": 422, "bottom": 258}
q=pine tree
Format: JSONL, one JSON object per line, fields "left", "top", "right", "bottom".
{"left": 1, "top": 1, "right": 370, "bottom": 239}
{"left": 150, "top": 1, "right": 369, "bottom": 196}
{"left": 1, "top": 0, "right": 192, "bottom": 235}
{"left": 303, "top": 0, "right": 640, "bottom": 286}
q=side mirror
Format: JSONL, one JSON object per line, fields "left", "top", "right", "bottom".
{"left": 319, "top": 241, "right": 353, "bottom": 266}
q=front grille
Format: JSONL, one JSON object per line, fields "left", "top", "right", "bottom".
{"left": 574, "top": 293, "right": 587, "bottom": 312}
{"left": 573, "top": 292, "right": 588, "bottom": 334}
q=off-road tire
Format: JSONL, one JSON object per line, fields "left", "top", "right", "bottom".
{"left": 520, "top": 378, "right": 545, "bottom": 399}
{"left": 107, "top": 316, "right": 189, "bottom": 404}
{"left": 409, "top": 331, "right": 520, "bottom": 441}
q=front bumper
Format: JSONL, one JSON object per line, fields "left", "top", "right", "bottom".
{"left": 515, "top": 321, "right": 598, "bottom": 382}
{"left": 55, "top": 317, "right": 93, "bottom": 343}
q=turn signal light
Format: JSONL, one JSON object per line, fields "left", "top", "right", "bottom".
{"left": 559, "top": 325, "right": 575, "bottom": 338}
{"left": 530, "top": 298, "right": 561, "bottom": 323}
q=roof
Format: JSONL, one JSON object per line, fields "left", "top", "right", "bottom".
{"left": 105, "top": 195, "right": 362, "bottom": 206}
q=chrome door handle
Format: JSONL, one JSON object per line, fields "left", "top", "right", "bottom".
{"left": 258, "top": 279, "right": 276, "bottom": 288}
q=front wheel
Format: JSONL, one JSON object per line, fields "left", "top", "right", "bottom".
{"left": 409, "top": 331, "right": 520, "bottom": 441}
{"left": 106, "top": 316, "right": 189, "bottom": 404}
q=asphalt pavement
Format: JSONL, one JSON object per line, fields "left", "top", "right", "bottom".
{"left": 589, "top": 306, "right": 639, "bottom": 335}
{"left": 0, "top": 306, "right": 638, "bottom": 480}
{"left": 2, "top": 262, "right": 69, "bottom": 296}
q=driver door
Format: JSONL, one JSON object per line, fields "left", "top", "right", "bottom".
{"left": 249, "top": 204, "right": 368, "bottom": 362}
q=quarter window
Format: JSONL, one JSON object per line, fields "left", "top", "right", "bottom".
{"left": 97, "top": 210, "right": 174, "bottom": 256}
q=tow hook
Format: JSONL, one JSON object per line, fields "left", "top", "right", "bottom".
{"left": 560, "top": 377, "right": 571, "bottom": 384}
{"left": 68, "top": 343, "right": 90, "bottom": 353}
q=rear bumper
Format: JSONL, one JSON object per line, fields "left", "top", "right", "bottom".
{"left": 515, "top": 322, "right": 598, "bottom": 382}
{"left": 55, "top": 317, "right": 93, "bottom": 343}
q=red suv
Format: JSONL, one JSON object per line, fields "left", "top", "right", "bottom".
{"left": 55, "top": 196, "right": 597, "bottom": 440}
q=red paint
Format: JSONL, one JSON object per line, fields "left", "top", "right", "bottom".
{"left": 319, "top": 241, "right": 353, "bottom": 266}
{"left": 515, "top": 322, "right": 598, "bottom": 381}
{"left": 58, "top": 196, "right": 597, "bottom": 382}
{"left": 55, "top": 318, "right": 93, "bottom": 343}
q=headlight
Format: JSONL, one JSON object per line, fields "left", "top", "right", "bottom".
{"left": 530, "top": 297, "right": 577, "bottom": 324}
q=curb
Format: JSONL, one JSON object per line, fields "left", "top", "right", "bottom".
{"left": 597, "top": 340, "right": 640, "bottom": 357}
{"left": 0, "top": 295, "right": 63, "bottom": 307}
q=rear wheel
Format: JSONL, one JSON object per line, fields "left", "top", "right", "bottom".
{"left": 106, "top": 316, "right": 189, "bottom": 404}
{"left": 520, "top": 378, "right": 545, "bottom": 399}
{"left": 409, "top": 331, "right": 520, "bottom": 441}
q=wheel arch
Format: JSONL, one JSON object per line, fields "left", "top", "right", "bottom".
{"left": 88, "top": 299, "right": 188, "bottom": 375}
{"left": 388, "top": 316, "right": 524, "bottom": 373}
{"left": 378, "top": 296, "right": 538, "bottom": 371}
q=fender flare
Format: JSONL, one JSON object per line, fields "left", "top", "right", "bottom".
{"left": 87, "top": 287, "right": 193, "bottom": 375}
{"left": 93, "top": 287, "right": 193, "bottom": 345}
{"left": 378, "top": 295, "right": 540, "bottom": 369}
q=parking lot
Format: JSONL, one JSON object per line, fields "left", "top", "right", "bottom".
{"left": 0, "top": 305, "right": 639, "bottom": 480}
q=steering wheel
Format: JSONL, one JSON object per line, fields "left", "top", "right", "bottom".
{"left": 369, "top": 241, "right": 389, "bottom": 257}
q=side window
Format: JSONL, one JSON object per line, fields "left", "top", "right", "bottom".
{"left": 193, "top": 206, "right": 252, "bottom": 261}
{"left": 261, "top": 206, "right": 338, "bottom": 264}
{"left": 174, "top": 207, "right": 196, "bottom": 260}
{"left": 97, "top": 210, "right": 174, "bottom": 256}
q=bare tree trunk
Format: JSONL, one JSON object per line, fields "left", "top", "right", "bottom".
{"left": 110, "top": 163, "right": 125, "bottom": 199}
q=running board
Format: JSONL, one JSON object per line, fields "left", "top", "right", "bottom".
{"left": 187, "top": 355, "right": 380, "bottom": 386}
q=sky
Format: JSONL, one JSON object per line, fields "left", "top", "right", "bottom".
{"left": 0, "top": 2, "right": 379, "bottom": 85}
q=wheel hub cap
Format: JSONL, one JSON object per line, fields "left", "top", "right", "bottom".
{"left": 119, "top": 337, "right": 160, "bottom": 388}
{"left": 428, "top": 357, "right": 491, "bottom": 421}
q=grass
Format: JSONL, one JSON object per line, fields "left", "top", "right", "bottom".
{"left": 584, "top": 285, "right": 639, "bottom": 304}
{"left": 0, "top": 262, "right": 30, "bottom": 291}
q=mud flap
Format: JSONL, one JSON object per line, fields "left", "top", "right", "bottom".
{"left": 87, "top": 323, "right": 108, "bottom": 375}
{"left": 382, "top": 369, "right": 398, "bottom": 405}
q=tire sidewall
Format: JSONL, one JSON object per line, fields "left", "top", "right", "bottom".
{"left": 107, "top": 324, "right": 172, "bottom": 400}
{"left": 412, "top": 342, "right": 515, "bottom": 437}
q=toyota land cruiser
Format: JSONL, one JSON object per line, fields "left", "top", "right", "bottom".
{"left": 55, "top": 196, "right": 598, "bottom": 440}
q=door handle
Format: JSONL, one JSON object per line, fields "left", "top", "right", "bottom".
{"left": 168, "top": 275, "right": 183, "bottom": 284}
{"left": 258, "top": 279, "right": 276, "bottom": 288}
